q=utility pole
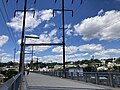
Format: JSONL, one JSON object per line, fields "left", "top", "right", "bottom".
{"left": 53, "top": 0, "right": 83, "bottom": 77}
{"left": 19, "top": 0, "right": 27, "bottom": 73}
{"left": 13, "top": 0, "right": 35, "bottom": 73}
{"left": 13, "top": 0, "right": 36, "bottom": 89}
{"left": 62, "top": 0, "right": 65, "bottom": 72}
{"left": 53, "top": 0, "right": 73, "bottom": 77}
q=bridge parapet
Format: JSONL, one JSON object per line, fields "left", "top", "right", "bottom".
{"left": 0, "top": 73, "right": 21, "bottom": 90}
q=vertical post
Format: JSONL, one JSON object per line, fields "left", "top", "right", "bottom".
{"left": 62, "top": 0, "right": 66, "bottom": 78}
{"left": 109, "top": 73, "right": 113, "bottom": 87}
{"left": 13, "top": 48, "right": 16, "bottom": 67}
{"left": 19, "top": 0, "right": 27, "bottom": 73}
{"left": 0, "top": 56, "right": 2, "bottom": 73}
{"left": 19, "top": 0, "right": 27, "bottom": 90}
{"left": 95, "top": 73, "right": 98, "bottom": 84}
{"left": 36, "top": 57, "right": 38, "bottom": 70}
{"left": 77, "top": 72, "right": 79, "bottom": 81}
{"left": 30, "top": 45, "right": 33, "bottom": 70}
{"left": 0, "top": 56, "right": 2, "bottom": 67}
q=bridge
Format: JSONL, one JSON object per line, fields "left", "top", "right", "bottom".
{"left": 0, "top": 71, "right": 120, "bottom": 90}
{"left": 23, "top": 72, "right": 112, "bottom": 90}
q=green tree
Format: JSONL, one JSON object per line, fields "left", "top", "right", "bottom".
{"left": 115, "top": 58, "right": 120, "bottom": 64}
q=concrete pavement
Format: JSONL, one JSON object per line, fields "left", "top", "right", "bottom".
{"left": 23, "top": 72, "right": 115, "bottom": 90}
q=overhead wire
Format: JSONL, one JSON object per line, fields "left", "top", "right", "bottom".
{"left": 64, "top": 0, "right": 83, "bottom": 44}
{"left": 1, "top": 0, "right": 17, "bottom": 47}
{"left": 0, "top": 8, "right": 16, "bottom": 47}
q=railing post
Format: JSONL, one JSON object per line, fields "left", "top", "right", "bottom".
{"left": 77, "top": 72, "right": 79, "bottom": 81}
{"left": 84, "top": 73, "right": 87, "bottom": 82}
{"left": 95, "top": 72, "right": 99, "bottom": 84}
{"left": 109, "top": 73, "right": 113, "bottom": 87}
{"left": 71, "top": 72, "right": 73, "bottom": 79}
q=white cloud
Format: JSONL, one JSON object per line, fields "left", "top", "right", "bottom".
{"left": 16, "top": 50, "right": 31, "bottom": 55}
{"left": 79, "top": 44, "right": 104, "bottom": 52}
{"left": 44, "top": 22, "right": 55, "bottom": 28}
{"left": 0, "top": 35, "right": 9, "bottom": 47}
{"left": 37, "top": 54, "right": 86, "bottom": 63}
{"left": 42, "top": 55, "right": 63, "bottom": 63}
{"left": 18, "top": 29, "right": 60, "bottom": 52}
{"left": 52, "top": 44, "right": 104, "bottom": 54}
{"left": 65, "top": 24, "right": 74, "bottom": 36}
{"left": 26, "top": 46, "right": 50, "bottom": 52}
{"left": 7, "top": 9, "right": 53, "bottom": 32}
{"left": 0, "top": 53, "right": 11, "bottom": 57}
{"left": 52, "top": 46, "right": 79, "bottom": 54}
{"left": 0, "top": 53, "right": 13, "bottom": 62}
{"left": 68, "top": 53, "right": 89, "bottom": 59}
{"left": 52, "top": 46, "right": 63, "bottom": 53}
{"left": 94, "top": 49, "right": 120, "bottom": 59}
{"left": 49, "top": 29, "right": 57, "bottom": 37}
{"left": 74, "top": 10, "right": 120, "bottom": 41}
{"left": 98, "top": 9, "right": 104, "bottom": 16}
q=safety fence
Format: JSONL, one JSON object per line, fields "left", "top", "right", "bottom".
{"left": 34, "top": 71, "right": 120, "bottom": 88}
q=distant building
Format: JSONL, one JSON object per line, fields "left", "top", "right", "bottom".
{"left": 67, "top": 67, "right": 83, "bottom": 76}
{"left": 68, "top": 67, "right": 83, "bottom": 73}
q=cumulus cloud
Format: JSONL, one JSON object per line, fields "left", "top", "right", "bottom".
{"left": 0, "top": 53, "right": 13, "bottom": 62}
{"left": 0, "top": 35, "right": 9, "bottom": 47}
{"left": 79, "top": 44, "right": 104, "bottom": 52}
{"left": 36, "top": 53, "right": 87, "bottom": 63}
{"left": 7, "top": 9, "right": 53, "bottom": 32}
{"left": 44, "top": 22, "right": 55, "bottom": 28}
{"left": 74, "top": 10, "right": 120, "bottom": 41}
{"left": 52, "top": 44, "right": 104, "bottom": 54}
{"left": 65, "top": 24, "right": 73, "bottom": 36}
{"left": 52, "top": 46, "right": 78, "bottom": 54}
{"left": 18, "top": 29, "right": 61, "bottom": 52}
{"left": 94, "top": 49, "right": 120, "bottom": 59}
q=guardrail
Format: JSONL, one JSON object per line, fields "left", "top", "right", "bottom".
{"left": 34, "top": 71, "right": 120, "bottom": 88}
{"left": 0, "top": 73, "right": 21, "bottom": 90}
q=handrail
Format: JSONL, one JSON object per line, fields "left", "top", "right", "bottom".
{"left": 0, "top": 73, "right": 21, "bottom": 90}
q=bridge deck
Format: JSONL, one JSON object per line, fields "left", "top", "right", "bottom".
{"left": 23, "top": 72, "right": 113, "bottom": 90}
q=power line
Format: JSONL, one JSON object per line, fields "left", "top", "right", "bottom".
{"left": 0, "top": 8, "right": 16, "bottom": 47}
{"left": 1, "top": 0, "right": 17, "bottom": 47}
{"left": 65, "top": 0, "right": 84, "bottom": 23}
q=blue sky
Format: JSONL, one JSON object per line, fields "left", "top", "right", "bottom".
{"left": 0, "top": 0, "right": 120, "bottom": 63}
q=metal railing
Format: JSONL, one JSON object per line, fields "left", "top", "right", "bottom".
{"left": 0, "top": 73, "right": 21, "bottom": 90}
{"left": 34, "top": 71, "right": 120, "bottom": 88}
